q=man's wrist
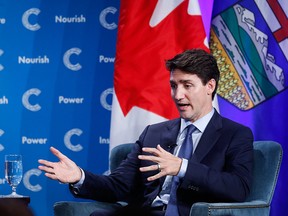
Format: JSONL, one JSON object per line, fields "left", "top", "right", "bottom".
{"left": 177, "top": 158, "right": 188, "bottom": 178}
{"left": 71, "top": 167, "right": 85, "bottom": 187}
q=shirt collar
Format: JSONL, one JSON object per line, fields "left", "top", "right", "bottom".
{"left": 180, "top": 108, "right": 215, "bottom": 133}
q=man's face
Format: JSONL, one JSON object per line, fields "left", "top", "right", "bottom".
{"left": 170, "top": 69, "right": 215, "bottom": 122}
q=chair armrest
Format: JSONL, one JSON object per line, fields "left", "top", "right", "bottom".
{"left": 54, "top": 201, "right": 125, "bottom": 216}
{"left": 190, "top": 200, "right": 270, "bottom": 216}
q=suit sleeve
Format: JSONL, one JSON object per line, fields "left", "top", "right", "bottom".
{"left": 69, "top": 143, "right": 143, "bottom": 203}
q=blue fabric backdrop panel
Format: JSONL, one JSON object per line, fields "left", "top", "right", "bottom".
{"left": 0, "top": 1, "right": 118, "bottom": 215}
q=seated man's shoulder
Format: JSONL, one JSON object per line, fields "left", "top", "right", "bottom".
{"left": 221, "top": 116, "right": 253, "bottom": 137}
{"left": 149, "top": 118, "right": 180, "bottom": 128}
{"left": 222, "top": 116, "right": 248, "bottom": 127}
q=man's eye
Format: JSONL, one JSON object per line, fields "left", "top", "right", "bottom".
{"left": 170, "top": 84, "right": 176, "bottom": 89}
{"left": 185, "top": 84, "right": 192, "bottom": 88}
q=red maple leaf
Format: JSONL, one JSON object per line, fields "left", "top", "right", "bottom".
{"left": 114, "top": 0, "right": 208, "bottom": 119}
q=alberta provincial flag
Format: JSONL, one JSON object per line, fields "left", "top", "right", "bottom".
{"left": 211, "top": 1, "right": 288, "bottom": 216}
{"left": 211, "top": 0, "right": 287, "bottom": 110}
{"left": 110, "top": 0, "right": 215, "bottom": 150}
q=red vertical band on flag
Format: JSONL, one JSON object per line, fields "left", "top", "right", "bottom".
{"left": 267, "top": 0, "right": 288, "bottom": 43}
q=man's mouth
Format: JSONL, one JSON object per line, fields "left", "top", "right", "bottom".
{"left": 177, "top": 103, "right": 190, "bottom": 110}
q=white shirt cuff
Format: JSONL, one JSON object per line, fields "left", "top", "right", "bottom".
{"left": 71, "top": 167, "right": 85, "bottom": 188}
{"left": 177, "top": 158, "right": 188, "bottom": 178}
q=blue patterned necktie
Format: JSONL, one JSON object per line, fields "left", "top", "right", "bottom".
{"left": 165, "top": 124, "right": 195, "bottom": 216}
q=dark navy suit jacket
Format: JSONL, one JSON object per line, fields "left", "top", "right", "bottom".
{"left": 72, "top": 110, "right": 254, "bottom": 216}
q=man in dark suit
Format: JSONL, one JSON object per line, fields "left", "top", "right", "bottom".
{"left": 38, "top": 49, "right": 253, "bottom": 216}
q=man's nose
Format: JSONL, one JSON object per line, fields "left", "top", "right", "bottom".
{"left": 173, "top": 87, "right": 184, "bottom": 100}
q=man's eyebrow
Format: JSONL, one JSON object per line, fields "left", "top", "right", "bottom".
{"left": 172, "top": 79, "right": 192, "bottom": 83}
{"left": 180, "top": 79, "right": 192, "bottom": 83}
{"left": 170, "top": 79, "right": 192, "bottom": 83}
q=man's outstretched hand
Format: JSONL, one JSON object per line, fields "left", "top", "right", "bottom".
{"left": 38, "top": 147, "right": 82, "bottom": 184}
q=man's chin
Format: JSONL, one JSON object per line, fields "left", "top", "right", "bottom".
{"left": 179, "top": 113, "right": 193, "bottom": 121}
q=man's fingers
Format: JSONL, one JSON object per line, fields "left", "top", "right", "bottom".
{"left": 139, "top": 164, "right": 158, "bottom": 172}
{"left": 38, "top": 165, "right": 54, "bottom": 173}
{"left": 142, "top": 147, "right": 160, "bottom": 156}
{"left": 138, "top": 154, "right": 158, "bottom": 163}
{"left": 147, "top": 172, "right": 164, "bottom": 181}
{"left": 139, "top": 145, "right": 178, "bottom": 180}
{"left": 156, "top": 144, "right": 164, "bottom": 152}
{"left": 142, "top": 145, "right": 170, "bottom": 156}
{"left": 139, "top": 164, "right": 165, "bottom": 181}
{"left": 38, "top": 159, "right": 54, "bottom": 167}
{"left": 45, "top": 173, "right": 58, "bottom": 180}
{"left": 50, "top": 147, "right": 68, "bottom": 160}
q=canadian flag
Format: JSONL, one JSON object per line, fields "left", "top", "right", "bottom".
{"left": 110, "top": 0, "right": 216, "bottom": 150}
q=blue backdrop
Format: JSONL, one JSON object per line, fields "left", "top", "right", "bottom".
{"left": 0, "top": 1, "right": 118, "bottom": 215}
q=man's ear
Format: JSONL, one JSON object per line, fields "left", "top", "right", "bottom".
{"left": 207, "top": 79, "right": 216, "bottom": 95}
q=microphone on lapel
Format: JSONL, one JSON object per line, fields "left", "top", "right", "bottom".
{"left": 167, "top": 143, "right": 177, "bottom": 153}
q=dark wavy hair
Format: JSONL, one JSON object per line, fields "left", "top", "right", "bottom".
{"left": 166, "top": 49, "right": 220, "bottom": 99}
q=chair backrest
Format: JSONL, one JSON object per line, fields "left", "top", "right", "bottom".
{"left": 246, "top": 141, "right": 283, "bottom": 204}
{"left": 109, "top": 141, "right": 283, "bottom": 205}
{"left": 109, "top": 143, "right": 134, "bottom": 172}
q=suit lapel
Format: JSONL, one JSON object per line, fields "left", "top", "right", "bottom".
{"left": 192, "top": 111, "right": 223, "bottom": 162}
{"left": 161, "top": 118, "right": 180, "bottom": 153}
{"left": 158, "top": 119, "right": 180, "bottom": 186}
